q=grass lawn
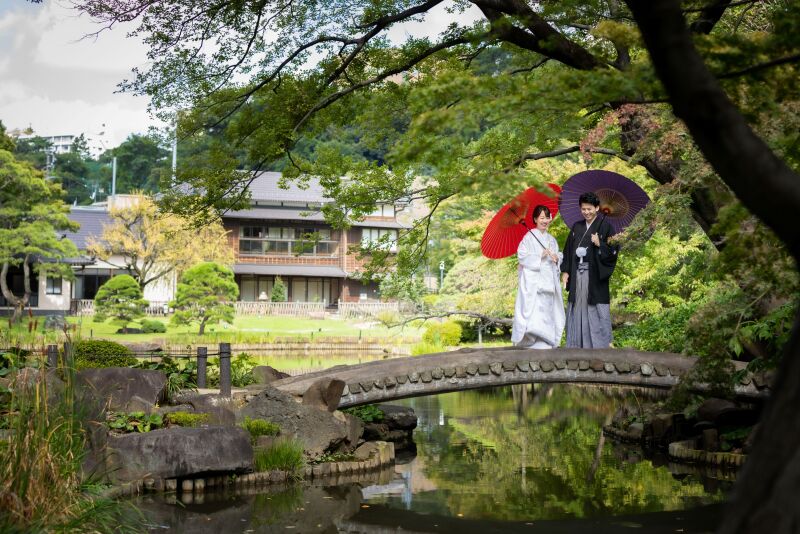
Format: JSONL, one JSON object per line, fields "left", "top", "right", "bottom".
{"left": 28, "top": 314, "right": 423, "bottom": 345}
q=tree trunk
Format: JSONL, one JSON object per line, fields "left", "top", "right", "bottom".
{"left": 625, "top": 1, "right": 800, "bottom": 532}
{"left": 0, "top": 260, "right": 30, "bottom": 324}
{"left": 199, "top": 316, "right": 207, "bottom": 335}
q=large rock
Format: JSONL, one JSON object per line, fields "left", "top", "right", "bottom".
{"left": 185, "top": 394, "right": 238, "bottom": 426}
{"left": 252, "top": 366, "right": 290, "bottom": 385}
{"left": 302, "top": 378, "right": 345, "bottom": 412}
{"left": 377, "top": 404, "right": 418, "bottom": 431}
{"left": 334, "top": 411, "right": 364, "bottom": 446}
{"left": 240, "top": 386, "right": 356, "bottom": 458}
{"left": 363, "top": 404, "right": 417, "bottom": 449}
{"left": 106, "top": 426, "right": 253, "bottom": 482}
{"left": 77, "top": 367, "right": 166, "bottom": 411}
{"left": 697, "top": 398, "right": 737, "bottom": 423}
{"left": 696, "top": 397, "right": 759, "bottom": 427}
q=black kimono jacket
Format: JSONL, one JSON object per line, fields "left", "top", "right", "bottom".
{"left": 560, "top": 217, "right": 618, "bottom": 304}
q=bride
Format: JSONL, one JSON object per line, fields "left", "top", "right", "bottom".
{"left": 511, "top": 205, "right": 566, "bottom": 349}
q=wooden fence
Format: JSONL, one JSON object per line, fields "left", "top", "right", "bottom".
{"left": 233, "top": 301, "right": 326, "bottom": 317}
{"left": 71, "top": 300, "right": 170, "bottom": 317}
{"left": 337, "top": 300, "right": 417, "bottom": 319}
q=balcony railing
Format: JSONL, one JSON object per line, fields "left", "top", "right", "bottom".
{"left": 238, "top": 238, "right": 339, "bottom": 257}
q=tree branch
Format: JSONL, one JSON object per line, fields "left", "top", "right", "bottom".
{"left": 292, "top": 35, "right": 474, "bottom": 135}
{"left": 472, "top": 0, "right": 603, "bottom": 70}
{"left": 717, "top": 53, "right": 800, "bottom": 79}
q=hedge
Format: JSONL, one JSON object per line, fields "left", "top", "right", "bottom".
{"left": 74, "top": 340, "right": 137, "bottom": 369}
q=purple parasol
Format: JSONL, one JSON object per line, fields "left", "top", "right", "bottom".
{"left": 558, "top": 170, "right": 650, "bottom": 234}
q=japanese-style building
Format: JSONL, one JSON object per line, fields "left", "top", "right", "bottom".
{"left": 225, "top": 172, "right": 405, "bottom": 305}
{"left": 0, "top": 172, "right": 406, "bottom": 316}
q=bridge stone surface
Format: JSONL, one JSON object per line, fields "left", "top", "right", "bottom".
{"left": 272, "top": 347, "right": 771, "bottom": 408}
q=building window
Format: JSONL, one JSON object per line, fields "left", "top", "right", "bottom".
{"left": 361, "top": 228, "right": 398, "bottom": 251}
{"left": 367, "top": 204, "right": 394, "bottom": 217}
{"left": 46, "top": 276, "right": 63, "bottom": 295}
{"left": 239, "top": 226, "right": 338, "bottom": 257}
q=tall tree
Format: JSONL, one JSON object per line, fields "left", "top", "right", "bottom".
{"left": 170, "top": 262, "right": 238, "bottom": 335}
{"left": 69, "top": 0, "right": 800, "bottom": 528}
{"left": 99, "top": 133, "right": 170, "bottom": 194}
{"left": 0, "top": 149, "right": 79, "bottom": 322}
{"left": 86, "top": 194, "right": 234, "bottom": 291}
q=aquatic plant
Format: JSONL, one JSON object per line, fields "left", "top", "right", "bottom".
{"left": 253, "top": 438, "right": 305, "bottom": 473}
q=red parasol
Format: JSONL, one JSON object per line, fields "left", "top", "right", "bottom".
{"left": 480, "top": 183, "right": 561, "bottom": 259}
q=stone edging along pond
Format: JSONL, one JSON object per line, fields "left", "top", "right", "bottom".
{"left": 100, "top": 440, "right": 395, "bottom": 500}
{"left": 603, "top": 425, "right": 747, "bottom": 469}
{"left": 667, "top": 439, "right": 746, "bottom": 468}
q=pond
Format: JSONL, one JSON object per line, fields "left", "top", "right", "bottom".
{"left": 136, "top": 384, "right": 733, "bottom": 533}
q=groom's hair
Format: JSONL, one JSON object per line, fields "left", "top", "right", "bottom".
{"left": 578, "top": 192, "right": 600, "bottom": 207}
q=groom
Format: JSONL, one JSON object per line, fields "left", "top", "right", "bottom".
{"left": 560, "top": 192, "right": 618, "bottom": 348}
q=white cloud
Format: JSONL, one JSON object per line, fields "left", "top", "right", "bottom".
{"left": 0, "top": 0, "right": 158, "bottom": 147}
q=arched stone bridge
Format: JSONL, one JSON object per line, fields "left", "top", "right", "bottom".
{"left": 272, "top": 347, "right": 771, "bottom": 408}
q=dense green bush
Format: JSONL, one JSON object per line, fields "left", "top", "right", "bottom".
{"left": 422, "top": 321, "right": 463, "bottom": 346}
{"left": 166, "top": 411, "right": 209, "bottom": 428}
{"left": 242, "top": 416, "right": 280, "bottom": 444}
{"left": 206, "top": 353, "right": 256, "bottom": 387}
{"left": 135, "top": 357, "right": 197, "bottom": 398}
{"left": 140, "top": 319, "right": 167, "bottom": 333}
{"left": 73, "top": 340, "right": 137, "bottom": 369}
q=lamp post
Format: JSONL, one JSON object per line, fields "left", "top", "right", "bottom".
{"left": 438, "top": 261, "right": 445, "bottom": 293}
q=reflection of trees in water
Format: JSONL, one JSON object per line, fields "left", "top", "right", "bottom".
{"left": 407, "top": 385, "right": 723, "bottom": 521}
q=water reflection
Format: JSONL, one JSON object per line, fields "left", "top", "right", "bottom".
{"left": 369, "top": 384, "right": 730, "bottom": 521}
{"left": 136, "top": 384, "right": 732, "bottom": 533}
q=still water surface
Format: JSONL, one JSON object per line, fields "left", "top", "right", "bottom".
{"left": 138, "top": 384, "right": 732, "bottom": 533}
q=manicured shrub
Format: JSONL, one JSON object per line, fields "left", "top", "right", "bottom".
{"left": 165, "top": 411, "right": 210, "bottom": 428}
{"left": 140, "top": 319, "right": 167, "bottom": 333}
{"left": 73, "top": 340, "right": 136, "bottom": 369}
{"left": 253, "top": 438, "right": 304, "bottom": 472}
{"left": 422, "top": 321, "right": 463, "bottom": 346}
{"left": 241, "top": 416, "right": 280, "bottom": 444}
{"left": 271, "top": 276, "right": 287, "bottom": 302}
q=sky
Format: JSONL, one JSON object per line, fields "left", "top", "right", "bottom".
{"left": 0, "top": 0, "right": 477, "bottom": 153}
{"left": 0, "top": 1, "right": 159, "bottom": 151}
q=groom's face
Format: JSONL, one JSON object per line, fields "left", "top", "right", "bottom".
{"left": 580, "top": 203, "right": 599, "bottom": 221}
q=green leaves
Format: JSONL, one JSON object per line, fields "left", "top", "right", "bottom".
{"left": 170, "top": 262, "right": 239, "bottom": 334}
{"left": 107, "top": 411, "right": 164, "bottom": 433}
{"left": 93, "top": 275, "right": 148, "bottom": 331}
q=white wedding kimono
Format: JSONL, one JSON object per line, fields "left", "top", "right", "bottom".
{"left": 511, "top": 229, "right": 566, "bottom": 348}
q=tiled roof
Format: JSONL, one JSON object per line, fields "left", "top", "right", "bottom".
{"left": 247, "top": 172, "right": 331, "bottom": 203}
{"left": 224, "top": 207, "right": 406, "bottom": 228}
{"left": 65, "top": 208, "right": 110, "bottom": 250}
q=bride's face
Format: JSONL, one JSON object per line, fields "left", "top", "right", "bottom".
{"left": 535, "top": 212, "right": 552, "bottom": 231}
